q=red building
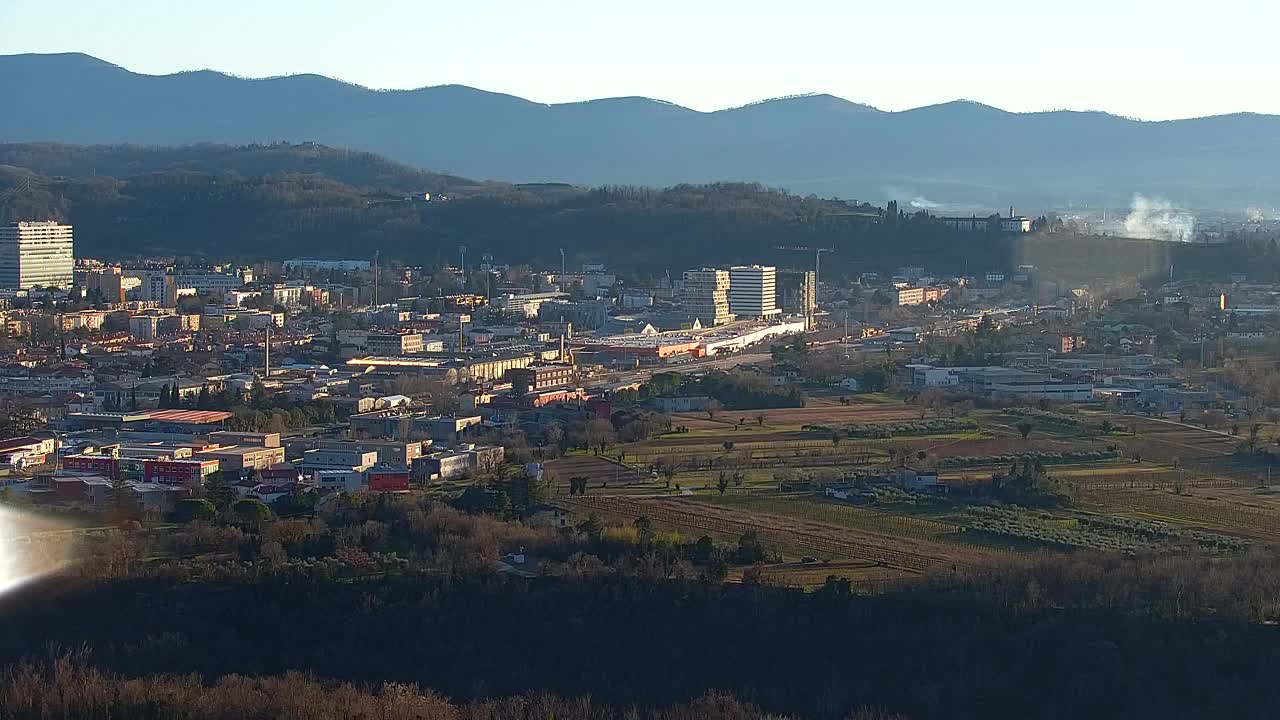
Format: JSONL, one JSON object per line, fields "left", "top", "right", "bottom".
{"left": 62, "top": 454, "right": 121, "bottom": 479}
{"left": 366, "top": 467, "right": 410, "bottom": 492}
{"left": 143, "top": 459, "right": 220, "bottom": 488}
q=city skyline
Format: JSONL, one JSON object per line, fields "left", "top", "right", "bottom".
{"left": 3, "top": 0, "right": 1279, "bottom": 121}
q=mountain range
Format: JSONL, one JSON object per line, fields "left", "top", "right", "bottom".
{"left": 3, "top": 52, "right": 1280, "bottom": 209}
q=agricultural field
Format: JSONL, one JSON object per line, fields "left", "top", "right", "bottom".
{"left": 558, "top": 494, "right": 1003, "bottom": 573}
{"left": 552, "top": 393, "right": 1280, "bottom": 583}
{"left": 1121, "top": 416, "right": 1240, "bottom": 463}
{"left": 669, "top": 397, "right": 922, "bottom": 434}
{"left": 1077, "top": 484, "right": 1280, "bottom": 542}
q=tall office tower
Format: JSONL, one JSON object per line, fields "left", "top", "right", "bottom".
{"left": 0, "top": 221, "right": 74, "bottom": 289}
{"left": 778, "top": 269, "right": 817, "bottom": 329}
{"left": 728, "top": 265, "right": 779, "bottom": 319}
{"left": 681, "top": 268, "right": 734, "bottom": 326}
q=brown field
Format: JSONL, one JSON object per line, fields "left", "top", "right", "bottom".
{"left": 1121, "top": 416, "right": 1240, "bottom": 462}
{"left": 544, "top": 455, "right": 646, "bottom": 488}
{"left": 670, "top": 399, "right": 921, "bottom": 433}
{"left": 557, "top": 495, "right": 1001, "bottom": 573}
{"left": 734, "top": 560, "right": 915, "bottom": 589}
{"left": 1078, "top": 484, "right": 1280, "bottom": 542}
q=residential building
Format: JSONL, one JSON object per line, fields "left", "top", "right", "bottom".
{"left": 142, "top": 459, "right": 221, "bottom": 489}
{"left": 0, "top": 221, "right": 74, "bottom": 289}
{"left": 895, "top": 286, "right": 926, "bottom": 306}
{"left": 682, "top": 268, "right": 734, "bottom": 326}
{"left": 728, "top": 265, "right": 780, "bottom": 319}
{"left": 173, "top": 271, "right": 246, "bottom": 297}
{"left": 86, "top": 266, "right": 126, "bottom": 303}
{"left": 507, "top": 364, "right": 575, "bottom": 395}
{"left": 413, "top": 414, "right": 484, "bottom": 444}
{"left": 366, "top": 331, "right": 428, "bottom": 355}
{"left": 284, "top": 438, "right": 424, "bottom": 467}
{"left": 537, "top": 299, "right": 610, "bottom": 330}
{"left": 208, "top": 431, "right": 281, "bottom": 448}
{"left": 283, "top": 259, "right": 371, "bottom": 272}
{"left": 417, "top": 450, "right": 473, "bottom": 480}
{"left": 300, "top": 447, "right": 379, "bottom": 473}
{"left": 126, "top": 268, "right": 173, "bottom": 305}
{"left": 197, "top": 445, "right": 286, "bottom": 472}
{"left": 495, "top": 292, "right": 568, "bottom": 318}
{"left": 128, "top": 315, "right": 161, "bottom": 340}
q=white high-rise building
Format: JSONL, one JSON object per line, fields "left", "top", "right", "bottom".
{"left": 0, "top": 221, "right": 74, "bottom": 290}
{"left": 682, "top": 268, "right": 734, "bottom": 326}
{"left": 729, "top": 265, "right": 779, "bottom": 319}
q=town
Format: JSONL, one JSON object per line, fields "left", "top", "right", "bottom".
{"left": 5, "top": 11, "right": 1280, "bottom": 715}
{"left": 0, "top": 216, "right": 1274, "bottom": 546}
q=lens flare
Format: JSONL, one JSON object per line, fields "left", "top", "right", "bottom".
{"left": 0, "top": 505, "right": 76, "bottom": 595}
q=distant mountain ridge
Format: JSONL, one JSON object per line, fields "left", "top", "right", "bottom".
{"left": 3, "top": 52, "right": 1279, "bottom": 208}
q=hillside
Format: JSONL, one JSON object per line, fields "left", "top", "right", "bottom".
{"left": 3, "top": 53, "right": 1279, "bottom": 208}
{"left": 2, "top": 143, "right": 1277, "bottom": 283}
{"left": 0, "top": 142, "right": 491, "bottom": 195}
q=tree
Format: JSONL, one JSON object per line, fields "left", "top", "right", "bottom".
{"left": 913, "top": 388, "right": 945, "bottom": 420}
{"left": 196, "top": 385, "right": 212, "bottom": 410}
{"left": 722, "top": 441, "right": 735, "bottom": 453}
{"left": 204, "top": 474, "right": 238, "bottom": 511}
{"left": 582, "top": 418, "right": 616, "bottom": 455}
{"left": 1017, "top": 420, "right": 1034, "bottom": 439}
{"left": 690, "top": 534, "right": 716, "bottom": 565}
{"left": 716, "top": 471, "right": 730, "bottom": 496}
{"left": 632, "top": 515, "right": 655, "bottom": 543}
{"left": 736, "top": 530, "right": 767, "bottom": 564}
{"left": 576, "top": 513, "right": 603, "bottom": 540}
{"left": 129, "top": 385, "right": 138, "bottom": 411}
{"left": 174, "top": 498, "right": 217, "bottom": 523}
{"left": 704, "top": 399, "right": 723, "bottom": 420}
{"left": 271, "top": 490, "right": 317, "bottom": 518}
{"left": 755, "top": 414, "right": 766, "bottom": 427}
{"left": 543, "top": 421, "right": 564, "bottom": 450}
{"left": 232, "top": 498, "right": 273, "bottom": 527}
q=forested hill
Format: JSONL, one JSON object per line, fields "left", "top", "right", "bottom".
{"left": 0, "top": 142, "right": 490, "bottom": 196}
{"left": 5, "top": 52, "right": 1280, "bottom": 208}
{"left": 1, "top": 142, "right": 1277, "bottom": 282}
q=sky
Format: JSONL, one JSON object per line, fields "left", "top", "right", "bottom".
{"left": 2, "top": 0, "right": 1277, "bottom": 120}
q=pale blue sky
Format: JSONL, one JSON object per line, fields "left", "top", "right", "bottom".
{"left": 2, "top": 0, "right": 1274, "bottom": 119}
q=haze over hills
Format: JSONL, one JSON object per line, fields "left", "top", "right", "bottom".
{"left": 3, "top": 52, "right": 1280, "bottom": 209}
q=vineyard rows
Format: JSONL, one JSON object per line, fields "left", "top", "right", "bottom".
{"left": 711, "top": 496, "right": 962, "bottom": 541}
{"left": 558, "top": 496, "right": 971, "bottom": 573}
{"left": 1080, "top": 491, "right": 1280, "bottom": 541}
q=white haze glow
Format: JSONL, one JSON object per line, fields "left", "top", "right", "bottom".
{"left": 1123, "top": 194, "right": 1196, "bottom": 242}
{"left": 0, "top": 506, "right": 75, "bottom": 595}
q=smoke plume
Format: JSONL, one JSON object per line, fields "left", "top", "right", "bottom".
{"left": 1122, "top": 194, "right": 1195, "bottom": 242}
